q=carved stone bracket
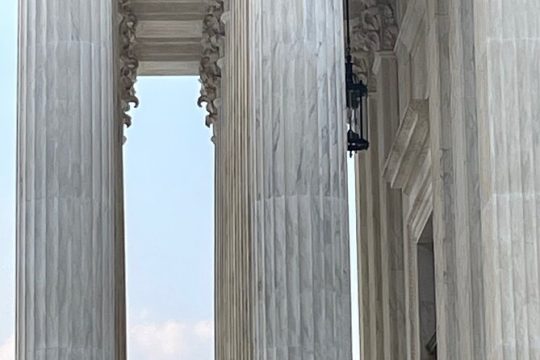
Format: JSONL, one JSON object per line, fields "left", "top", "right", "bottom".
{"left": 349, "top": 0, "right": 398, "bottom": 80}
{"left": 382, "top": 99, "right": 432, "bottom": 241}
{"left": 119, "top": 0, "right": 139, "bottom": 129}
{"left": 198, "top": 0, "right": 225, "bottom": 128}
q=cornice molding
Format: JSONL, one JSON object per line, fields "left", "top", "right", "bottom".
{"left": 119, "top": 0, "right": 139, "bottom": 129}
{"left": 198, "top": 0, "right": 225, "bottom": 128}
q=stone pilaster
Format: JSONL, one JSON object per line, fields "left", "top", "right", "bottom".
{"left": 250, "top": 0, "right": 352, "bottom": 357}
{"left": 373, "top": 51, "right": 406, "bottom": 360}
{"left": 356, "top": 93, "right": 385, "bottom": 359}
{"left": 355, "top": 148, "right": 372, "bottom": 360}
{"left": 351, "top": 3, "right": 403, "bottom": 359}
{"left": 16, "top": 0, "right": 123, "bottom": 358}
{"left": 425, "top": 2, "right": 458, "bottom": 358}
{"left": 356, "top": 53, "right": 406, "bottom": 360}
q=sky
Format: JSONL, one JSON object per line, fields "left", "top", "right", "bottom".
{"left": 123, "top": 77, "right": 215, "bottom": 360}
{"left": 0, "top": 0, "right": 17, "bottom": 357}
{"left": 0, "top": 2, "right": 360, "bottom": 359}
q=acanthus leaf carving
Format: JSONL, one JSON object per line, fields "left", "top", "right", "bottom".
{"left": 119, "top": 0, "right": 139, "bottom": 129}
{"left": 349, "top": 1, "right": 398, "bottom": 80}
{"left": 350, "top": 2, "right": 398, "bottom": 54}
{"left": 198, "top": 0, "right": 225, "bottom": 128}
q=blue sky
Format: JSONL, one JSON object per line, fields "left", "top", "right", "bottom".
{"left": 0, "top": 2, "right": 359, "bottom": 359}
{"left": 123, "top": 77, "right": 215, "bottom": 360}
{"left": 0, "top": 0, "right": 17, "bottom": 357}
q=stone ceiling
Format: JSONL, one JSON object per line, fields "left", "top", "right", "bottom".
{"left": 132, "top": 0, "right": 206, "bottom": 75}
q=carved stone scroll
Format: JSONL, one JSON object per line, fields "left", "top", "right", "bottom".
{"left": 119, "top": 0, "right": 139, "bottom": 128}
{"left": 198, "top": 0, "right": 225, "bottom": 127}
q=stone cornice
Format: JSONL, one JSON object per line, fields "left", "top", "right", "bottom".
{"left": 119, "top": 0, "right": 139, "bottom": 128}
{"left": 198, "top": 0, "right": 225, "bottom": 128}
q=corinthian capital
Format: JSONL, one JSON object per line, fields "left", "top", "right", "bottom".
{"left": 119, "top": 0, "right": 139, "bottom": 128}
{"left": 348, "top": 0, "right": 398, "bottom": 81}
{"left": 198, "top": 0, "right": 225, "bottom": 127}
{"left": 350, "top": 1, "right": 398, "bottom": 53}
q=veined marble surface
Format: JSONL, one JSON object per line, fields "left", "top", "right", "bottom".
{"left": 251, "top": 0, "right": 353, "bottom": 358}
{"left": 16, "top": 0, "right": 125, "bottom": 357}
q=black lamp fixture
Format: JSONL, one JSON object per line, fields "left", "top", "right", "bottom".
{"left": 345, "top": 0, "right": 369, "bottom": 155}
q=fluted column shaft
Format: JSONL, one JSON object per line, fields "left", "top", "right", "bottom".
{"left": 429, "top": 0, "right": 540, "bottom": 358}
{"left": 250, "top": 0, "right": 352, "bottom": 358}
{"left": 473, "top": 1, "right": 540, "bottom": 358}
{"left": 374, "top": 52, "right": 406, "bottom": 360}
{"left": 16, "top": 0, "right": 123, "bottom": 358}
{"left": 214, "top": 2, "right": 253, "bottom": 360}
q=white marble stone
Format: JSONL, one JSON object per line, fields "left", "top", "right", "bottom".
{"left": 425, "top": 0, "right": 540, "bottom": 358}
{"left": 16, "top": 0, "right": 125, "bottom": 358}
{"left": 363, "top": 93, "right": 385, "bottom": 360}
{"left": 373, "top": 52, "right": 407, "bottom": 360}
{"left": 251, "top": 0, "right": 352, "bottom": 358}
{"left": 383, "top": 100, "right": 429, "bottom": 192}
{"left": 213, "top": 2, "right": 253, "bottom": 359}
{"left": 471, "top": 0, "right": 540, "bottom": 357}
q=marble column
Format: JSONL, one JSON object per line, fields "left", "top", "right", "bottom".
{"left": 213, "top": 1, "right": 254, "bottom": 359}
{"left": 472, "top": 1, "right": 540, "bottom": 358}
{"left": 16, "top": 0, "right": 123, "bottom": 358}
{"left": 250, "top": 0, "right": 352, "bottom": 357}
{"left": 428, "top": 0, "right": 540, "bottom": 358}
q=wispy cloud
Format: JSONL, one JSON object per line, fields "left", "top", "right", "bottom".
{"left": 129, "top": 320, "right": 213, "bottom": 360}
{"left": 0, "top": 336, "right": 14, "bottom": 360}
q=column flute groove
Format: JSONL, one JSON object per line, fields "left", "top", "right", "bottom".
{"left": 16, "top": 0, "right": 124, "bottom": 357}
{"left": 251, "top": 0, "right": 352, "bottom": 357}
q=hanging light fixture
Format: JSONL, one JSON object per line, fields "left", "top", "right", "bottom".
{"left": 345, "top": 0, "right": 369, "bottom": 155}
